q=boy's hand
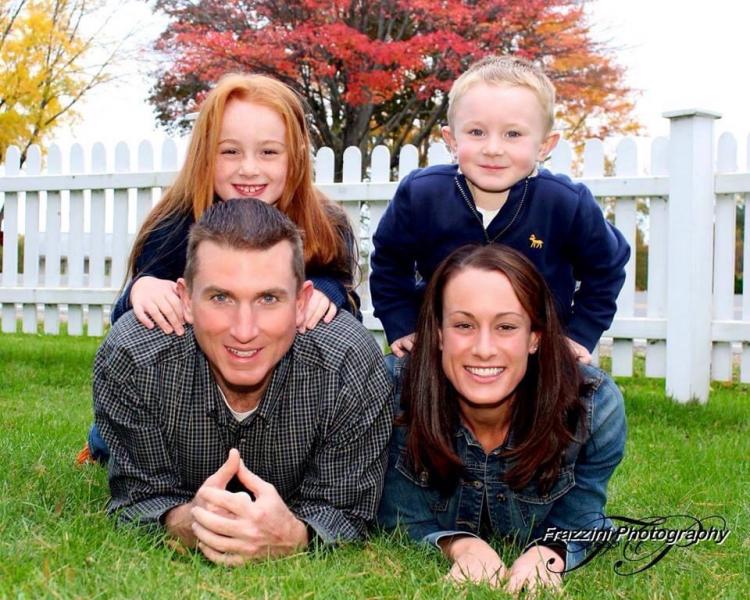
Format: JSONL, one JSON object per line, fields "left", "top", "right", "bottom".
{"left": 390, "top": 333, "right": 415, "bottom": 357}
{"left": 566, "top": 337, "right": 592, "bottom": 364}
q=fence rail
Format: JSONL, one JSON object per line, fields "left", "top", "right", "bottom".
{"left": 2, "top": 110, "right": 750, "bottom": 402}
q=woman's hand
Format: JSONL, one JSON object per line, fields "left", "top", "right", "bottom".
{"left": 440, "top": 535, "right": 507, "bottom": 587}
{"left": 390, "top": 333, "right": 415, "bottom": 357}
{"left": 130, "top": 276, "right": 185, "bottom": 335}
{"left": 566, "top": 337, "right": 592, "bottom": 364}
{"left": 506, "top": 545, "right": 564, "bottom": 594}
{"left": 299, "top": 289, "right": 337, "bottom": 333}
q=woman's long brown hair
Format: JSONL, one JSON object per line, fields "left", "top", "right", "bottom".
{"left": 126, "top": 73, "right": 351, "bottom": 279}
{"left": 402, "top": 244, "right": 584, "bottom": 494}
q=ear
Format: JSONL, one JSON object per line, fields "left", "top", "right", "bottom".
{"left": 537, "top": 132, "right": 560, "bottom": 162}
{"left": 529, "top": 331, "right": 541, "bottom": 354}
{"left": 295, "top": 280, "right": 314, "bottom": 328}
{"left": 438, "top": 327, "right": 443, "bottom": 351}
{"left": 441, "top": 125, "right": 457, "bottom": 156}
{"left": 176, "top": 278, "right": 194, "bottom": 324}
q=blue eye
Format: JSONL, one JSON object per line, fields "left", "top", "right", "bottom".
{"left": 211, "top": 293, "right": 228, "bottom": 303}
{"left": 506, "top": 130, "right": 522, "bottom": 138}
{"left": 468, "top": 128, "right": 484, "bottom": 137}
{"left": 260, "top": 294, "right": 278, "bottom": 305}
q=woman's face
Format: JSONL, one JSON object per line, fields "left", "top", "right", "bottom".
{"left": 440, "top": 267, "right": 540, "bottom": 410}
{"left": 213, "top": 98, "right": 289, "bottom": 205}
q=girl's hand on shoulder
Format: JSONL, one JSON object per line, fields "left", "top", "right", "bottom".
{"left": 299, "top": 289, "right": 337, "bottom": 333}
{"left": 506, "top": 545, "right": 564, "bottom": 594}
{"left": 390, "top": 333, "right": 415, "bottom": 357}
{"left": 440, "top": 536, "right": 507, "bottom": 588}
{"left": 130, "top": 276, "right": 186, "bottom": 335}
{"left": 566, "top": 337, "right": 592, "bottom": 364}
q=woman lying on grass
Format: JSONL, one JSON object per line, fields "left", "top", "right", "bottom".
{"left": 377, "top": 244, "right": 626, "bottom": 593}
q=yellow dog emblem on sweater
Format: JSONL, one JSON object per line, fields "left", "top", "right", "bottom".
{"left": 529, "top": 234, "right": 544, "bottom": 249}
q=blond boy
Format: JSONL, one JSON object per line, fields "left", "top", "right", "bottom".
{"left": 371, "top": 55, "right": 629, "bottom": 360}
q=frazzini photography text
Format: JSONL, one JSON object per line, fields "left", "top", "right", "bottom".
{"left": 543, "top": 514, "right": 731, "bottom": 576}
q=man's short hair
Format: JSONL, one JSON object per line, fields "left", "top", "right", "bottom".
{"left": 184, "top": 198, "right": 305, "bottom": 289}
{"left": 448, "top": 55, "right": 556, "bottom": 133}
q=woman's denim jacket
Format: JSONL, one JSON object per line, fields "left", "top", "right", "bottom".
{"left": 377, "top": 363, "right": 626, "bottom": 570}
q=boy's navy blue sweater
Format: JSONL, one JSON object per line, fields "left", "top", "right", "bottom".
{"left": 111, "top": 212, "right": 360, "bottom": 323}
{"left": 370, "top": 164, "right": 630, "bottom": 351}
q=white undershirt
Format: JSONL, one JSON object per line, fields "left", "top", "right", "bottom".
{"left": 217, "top": 386, "right": 258, "bottom": 422}
{"left": 476, "top": 206, "right": 501, "bottom": 229}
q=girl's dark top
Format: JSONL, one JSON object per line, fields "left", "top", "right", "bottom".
{"left": 111, "top": 211, "right": 361, "bottom": 323}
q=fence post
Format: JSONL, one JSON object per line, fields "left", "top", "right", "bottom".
{"left": 664, "top": 109, "right": 721, "bottom": 403}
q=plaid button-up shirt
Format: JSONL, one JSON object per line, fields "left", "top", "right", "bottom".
{"left": 94, "top": 311, "right": 393, "bottom": 543}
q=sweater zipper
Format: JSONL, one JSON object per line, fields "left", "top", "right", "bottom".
{"left": 454, "top": 175, "right": 529, "bottom": 244}
{"left": 455, "top": 176, "right": 490, "bottom": 243}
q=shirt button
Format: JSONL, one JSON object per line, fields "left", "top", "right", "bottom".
{"left": 496, "top": 493, "right": 506, "bottom": 501}
{"left": 473, "top": 480, "right": 484, "bottom": 489}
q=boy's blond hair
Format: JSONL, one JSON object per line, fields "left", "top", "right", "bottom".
{"left": 447, "top": 55, "right": 556, "bottom": 133}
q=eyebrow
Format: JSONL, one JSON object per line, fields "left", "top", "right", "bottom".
{"left": 217, "top": 137, "right": 286, "bottom": 146}
{"left": 448, "top": 310, "right": 525, "bottom": 319}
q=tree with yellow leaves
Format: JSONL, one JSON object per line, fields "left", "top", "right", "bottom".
{"left": 0, "top": 0, "right": 122, "bottom": 164}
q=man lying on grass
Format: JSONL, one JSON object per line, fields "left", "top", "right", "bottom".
{"left": 93, "top": 198, "right": 392, "bottom": 565}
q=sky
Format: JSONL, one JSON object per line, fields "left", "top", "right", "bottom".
{"left": 50, "top": 0, "right": 750, "bottom": 169}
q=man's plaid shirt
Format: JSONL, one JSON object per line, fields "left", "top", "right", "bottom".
{"left": 94, "top": 310, "right": 393, "bottom": 543}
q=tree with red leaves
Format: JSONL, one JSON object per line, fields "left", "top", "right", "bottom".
{"left": 149, "top": 0, "right": 639, "bottom": 167}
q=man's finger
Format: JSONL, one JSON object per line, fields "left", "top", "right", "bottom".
{"left": 236, "top": 459, "right": 272, "bottom": 497}
{"left": 202, "top": 448, "right": 241, "bottom": 489}
{"left": 198, "top": 541, "right": 247, "bottom": 567}
{"left": 192, "top": 505, "right": 244, "bottom": 537}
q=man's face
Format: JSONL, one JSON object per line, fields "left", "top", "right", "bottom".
{"left": 178, "top": 240, "right": 311, "bottom": 410}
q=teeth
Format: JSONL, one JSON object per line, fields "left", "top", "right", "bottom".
{"left": 227, "top": 347, "right": 258, "bottom": 358}
{"left": 234, "top": 184, "right": 265, "bottom": 194}
{"left": 466, "top": 366, "right": 504, "bottom": 377}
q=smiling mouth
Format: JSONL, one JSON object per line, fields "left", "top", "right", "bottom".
{"left": 465, "top": 366, "right": 505, "bottom": 377}
{"left": 227, "top": 346, "right": 260, "bottom": 358}
{"left": 233, "top": 183, "right": 267, "bottom": 195}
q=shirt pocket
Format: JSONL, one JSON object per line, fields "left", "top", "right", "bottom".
{"left": 394, "top": 452, "right": 450, "bottom": 513}
{"left": 512, "top": 466, "right": 575, "bottom": 530}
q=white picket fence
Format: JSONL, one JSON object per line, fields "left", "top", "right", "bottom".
{"left": 1, "top": 109, "right": 749, "bottom": 402}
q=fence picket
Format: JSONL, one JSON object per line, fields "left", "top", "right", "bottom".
{"left": 580, "top": 139, "right": 605, "bottom": 366}
{"left": 136, "top": 140, "right": 156, "bottom": 230}
{"left": 315, "top": 147, "right": 335, "bottom": 184}
{"left": 397, "top": 145, "right": 418, "bottom": 179}
{"left": 646, "top": 137, "right": 669, "bottom": 377}
{"left": 712, "top": 133, "right": 738, "bottom": 381}
{"left": 88, "top": 143, "right": 107, "bottom": 336}
{"left": 111, "top": 143, "right": 131, "bottom": 293}
{"left": 612, "top": 138, "right": 638, "bottom": 376}
{"left": 549, "top": 139, "right": 572, "bottom": 176}
{"left": 1, "top": 146, "right": 21, "bottom": 332}
{"left": 67, "top": 144, "right": 86, "bottom": 335}
{"left": 22, "top": 146, "right": 42, "bottom": 333}
{"left": 427, "top": 142, "right": 450, "bottom": 166}
{"left": 43, "top": 145, "right": 63, "bottom": 334}
{"left": 743, "top": 134, "right": 750, "bottom": 382}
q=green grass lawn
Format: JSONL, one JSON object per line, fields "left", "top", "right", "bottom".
{"left": 1, "top": 333, "right": 748, "bottom": 599}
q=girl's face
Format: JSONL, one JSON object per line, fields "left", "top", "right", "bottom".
{"left": 439, "top": 267, "right": 539, "bottom": 410}
{"left": 213, "top": 98, "right": 289, "bottom": 205}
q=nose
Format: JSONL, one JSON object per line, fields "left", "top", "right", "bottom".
{"left": 231, "top": 303, "right": 259, "bottom": 343}
{"left": 482, "top": 133, "right": 504, "bottom": 156}
{"left": 472, "top": 326, "right": 497, "bottom": 360}
{"left": 238, "top": 153, "right": 260, "bottom": 177}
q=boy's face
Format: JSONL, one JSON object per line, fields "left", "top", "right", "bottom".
{"left": 442, "top": 82, "right": 559, "bottom": 208}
